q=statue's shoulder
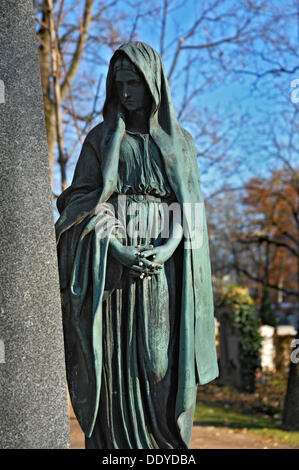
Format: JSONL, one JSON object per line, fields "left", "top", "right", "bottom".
{"left": 181, "top": 127, "right": 196, "bottom": 155}
{"left": 84, "top": 121, "right": 105, "bottom": 147}
{"left": 181, "top": 127, "right": 193, "bottom": 141}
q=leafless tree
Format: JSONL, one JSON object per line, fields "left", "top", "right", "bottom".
{"left": 35, "top": 0, "right": 298, "bottom": 194}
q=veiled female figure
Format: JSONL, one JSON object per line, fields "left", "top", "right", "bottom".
{"left": 55, "top": 41, "right": 218, "bottom": 449}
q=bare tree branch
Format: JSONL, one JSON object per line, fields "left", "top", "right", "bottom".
{"left": 47, "top": 0, "right": 67, "bottom": 191}
{"left": 60, "top": 0, "right": 94, "bottom": 99}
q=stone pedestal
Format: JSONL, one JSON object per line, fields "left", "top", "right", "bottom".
{"left": 0, "top": 1, "right": 70, "bottom": 448}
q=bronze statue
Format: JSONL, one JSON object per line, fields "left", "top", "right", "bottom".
{"left": 55, "top": 41, "right": 218, "bottom": 449}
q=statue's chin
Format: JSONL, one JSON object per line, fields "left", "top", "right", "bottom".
{"left": 123, "top": 103, "right": 140, "bottom": 112}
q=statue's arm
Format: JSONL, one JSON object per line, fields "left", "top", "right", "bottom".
{"left": 68, "top": 142, "right": 102, "bottom": 202}
{"left": 100, "top": 114, "right": 125, "bottom": 202}
{"left": 56, "top": 130, "right": 103, "bottom": 214}
{"left": 163, "top": 219, "right": 184, "bottom": 255}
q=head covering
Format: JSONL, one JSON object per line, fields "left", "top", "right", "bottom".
{"left": 104, "top": 41, "right": 182, "bottom": 140}
{"left": 112, "top": 55, "right": 139, "bottom": 75}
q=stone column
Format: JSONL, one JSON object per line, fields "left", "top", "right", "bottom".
{"left": 0, "top": 1, "right": 70, "bottom": 448}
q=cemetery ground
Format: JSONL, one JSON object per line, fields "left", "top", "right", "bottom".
{"left": 193, "top": 370, "right": 299, "bottom": 449}
{"left": 69, "top": 370, "right": 299, "bottom": 449}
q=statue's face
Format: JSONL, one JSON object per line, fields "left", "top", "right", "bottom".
{"left": 114, "top": 69, "right": 151, "bottom": 113}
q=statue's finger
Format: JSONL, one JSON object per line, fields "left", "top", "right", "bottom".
{"left": 137, "top": 244, "right": 154, "bottom": 252}
{"left": 151, "top": 263, "right": 162, "bottom": 269}
{"left": 141, "top": 249, "right": 156, "bottom": 258}
{"left": 138, "top": 258, "right": 154, "bottom": 268}
{"left": 130, "top": 264, "right": 145, "bottom": 273}
{"left": 129, "top": 270, "right": 141, "bottom": 278}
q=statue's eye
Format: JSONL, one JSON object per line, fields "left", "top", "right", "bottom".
{"left": 128, "top": 80, "right": 141, "bottom": 86}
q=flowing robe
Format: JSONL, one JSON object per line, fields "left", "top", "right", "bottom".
{"left": 55, "top": 41, "right": 219, "bottom": 449}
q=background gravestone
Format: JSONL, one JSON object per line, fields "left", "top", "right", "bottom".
{"left": 217, "top": 307, "right": 242, "bottom": 389}
{"left": 259, "top": 325, "right": 275, "bottom": 372}
{"left": 0, "top": 1, "right": 70, "bottom": 448}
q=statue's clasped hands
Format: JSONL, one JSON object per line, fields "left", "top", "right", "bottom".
{"left": 131, "top": 244, "right": 169, "bottom": 280}
{"left": 109, "top": 238, "right": 171, "bottom": 281}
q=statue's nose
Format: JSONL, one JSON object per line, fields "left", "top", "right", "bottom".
{"left": 123, "top": 85, "right": 130, "bottom": 99}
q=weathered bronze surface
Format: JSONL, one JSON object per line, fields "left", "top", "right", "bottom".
{"left": 55, "top": 41, "right": 218, "bottom": 449}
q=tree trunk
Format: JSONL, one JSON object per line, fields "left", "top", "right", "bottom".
{"left": 282, "top": 331, "right": 299, "bottom": 429}
{"left": 37, "top": 0, "right": 56, "bottom": 187}
{"left": 47, "top": 0, "right": 66, "bottom": 192}
{"left": 36, "top": 0, "right": 94, "bottom": 189}
{"left": 44, "top": 102, "right": 56, "bottom": 186}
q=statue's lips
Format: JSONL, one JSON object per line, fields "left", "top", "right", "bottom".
{"left": 124, "top": 100, "right": 136, "bottom": 107}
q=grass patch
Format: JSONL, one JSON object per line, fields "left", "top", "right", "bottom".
{"left": 194, "top": 401, "right": 299, "bottom": 447}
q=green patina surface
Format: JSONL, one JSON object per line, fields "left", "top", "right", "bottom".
{"left": 55, "top": 41, "right": 218, "bottom": 449}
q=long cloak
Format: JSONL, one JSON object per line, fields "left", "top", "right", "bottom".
{"left": 55, "top": 41, "right": 218, "bottom": 447}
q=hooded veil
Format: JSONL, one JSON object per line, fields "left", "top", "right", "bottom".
{"left": 55, "top": 41, "right": 218, "bottom": 448}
